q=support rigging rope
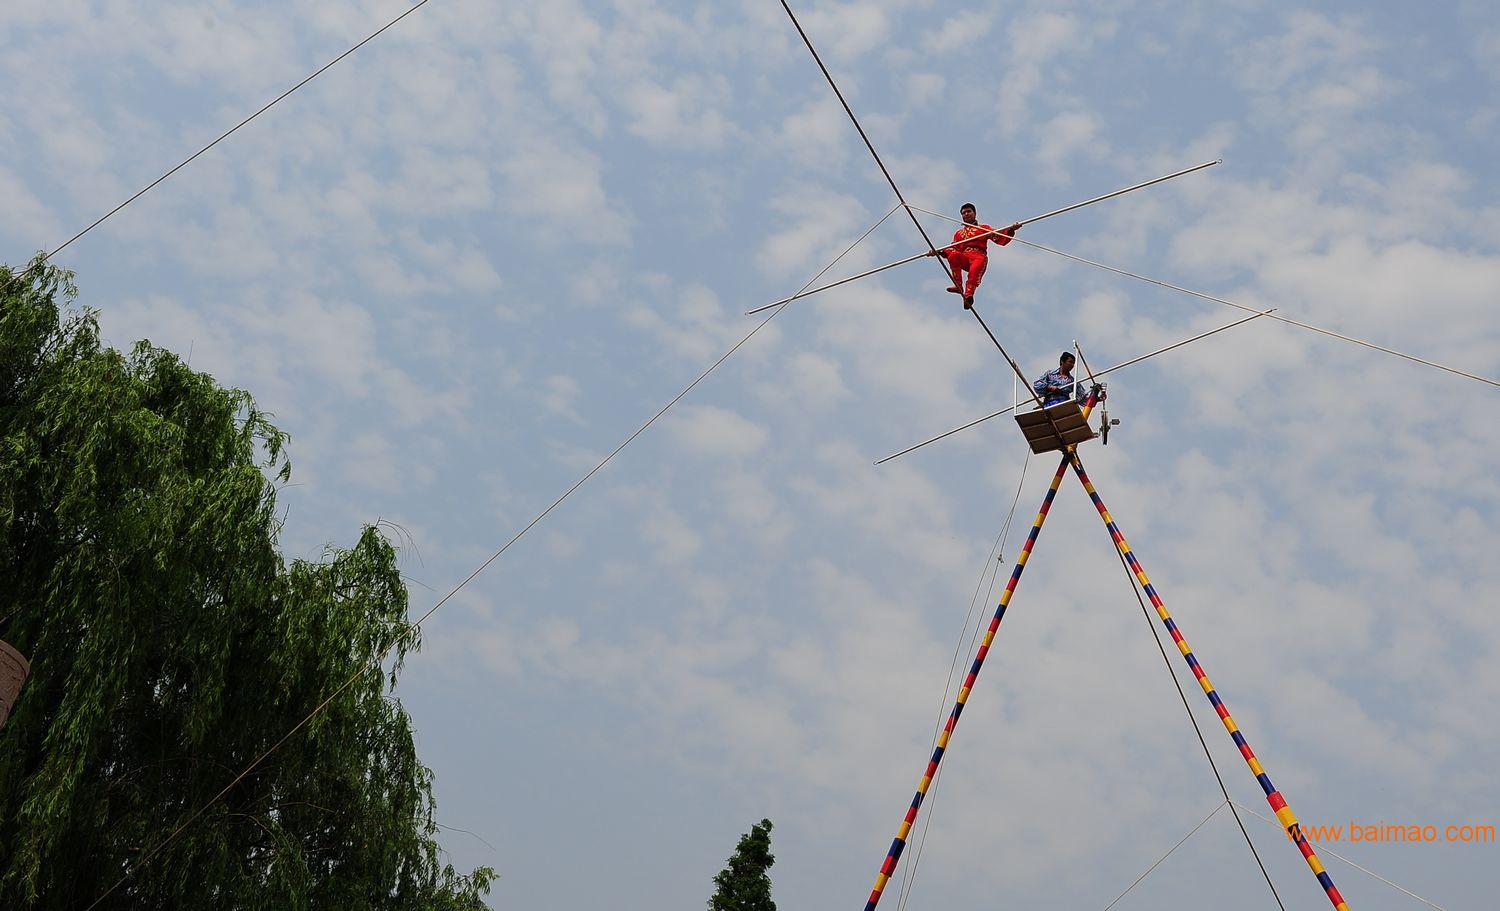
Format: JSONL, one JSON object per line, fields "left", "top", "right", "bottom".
{"left": 1101, "top": 790, "right": 1455, "bottom": 911}
{"left": 6, "top": 0, "right": 436, "bottom": 297}
{"left": 1066, "top": 458, "right": 1354, "bottom": 911}
{"left": 895, "top": 448, "right": 1032, "bottom": 911}
{"left": 1230, "top": 801, "right": 1450, "bottom": 911}
{"left": 909, "top": 205, "right": 1500, "bottom": 389}
{"left": 1098, "top": 801, "right": 1228, "bottom": 911}
{"left": 80, "top": 201, "right": 905, "bottom": 911}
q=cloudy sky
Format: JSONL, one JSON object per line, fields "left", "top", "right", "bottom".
{"left": 4, "top": 1, "right": 1498, "bottom": 908}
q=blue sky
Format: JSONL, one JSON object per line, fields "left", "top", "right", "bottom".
{"left": 4, "top": 1, "right": 1499, "bottom": 909}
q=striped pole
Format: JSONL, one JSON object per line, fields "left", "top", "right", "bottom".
{"left": 1068, "top": 459, "right": 1352, "bottom": 911}
{"left": 861, "top": 396, "right": 1096, "bottom": 911}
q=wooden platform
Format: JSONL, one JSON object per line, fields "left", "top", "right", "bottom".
{"left": 1014, "top": 399, "right": 1097, "bottom": 454}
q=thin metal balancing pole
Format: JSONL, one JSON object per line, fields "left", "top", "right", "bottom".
{"left": 861, "top": 395, "right": 1098, "bottom": 911}
{"left": 749, "top": 161, "right": 1221, "bottom": 317}
{"left": 746, "top": 250, "right": 929, "bottom": 315}
{"left": 874, "top": 309, "right": 1273, "bottom": 466}
{"left": 1014, "top": 159, "right": 1220, "bottom": 227}
{"left": 1067, "top": 459, "right": 1353, "bottom": 911}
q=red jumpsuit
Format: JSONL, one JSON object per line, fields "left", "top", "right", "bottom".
{"left": 944, "top": 223, "right": 1014, "bottom": 297}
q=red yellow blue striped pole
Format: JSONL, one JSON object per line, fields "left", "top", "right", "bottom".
{"left": 861, "top": 395, "right": 1097, "bottom": 911}
{"left": 1067, "top": 458, "right": 1352, "bottom": 911}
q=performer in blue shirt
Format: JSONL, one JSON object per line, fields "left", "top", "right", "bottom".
{"left": 1033, "top": 351, "right": 1087, "bottom": 406}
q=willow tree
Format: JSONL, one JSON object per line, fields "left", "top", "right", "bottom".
{"left": 0, "top": 260, "right": 493, "bottom": 910}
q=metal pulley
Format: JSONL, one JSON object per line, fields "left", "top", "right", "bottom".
{"left": 1096, "top": 383, "right": 1121, "bottom": 444}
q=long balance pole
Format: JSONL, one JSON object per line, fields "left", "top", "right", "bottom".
{"left": 747, "top": 161, "right": 1220, "bottom": 316}
{"left": 860, "top": 395, "right": 1098, "bottom": 911}
{"left": 1066, "top": 458, "right": 1352, "bottom": 911}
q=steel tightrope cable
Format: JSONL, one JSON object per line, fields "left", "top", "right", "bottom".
{"left": 777, "top": 0, "right": 1040, "bottom": 401}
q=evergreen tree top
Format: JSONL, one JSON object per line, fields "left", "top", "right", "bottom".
{"left": 709, "top": 818, "right": 776, "bottom": 911}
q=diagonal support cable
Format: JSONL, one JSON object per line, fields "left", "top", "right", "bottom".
{"left": 77, "top": 200, "right": 904, "bottom": 911}
{"left": 895, "top": 447, "right": 1032, "bottom": 911}
{"left": 1231, "top": 801, "right": 1450, "bottom": 911}
{"left": 10, "top": 0, "right": 436, "bottom": 292}
{"left": 1099, "top": 801, "right": 1228, "bottom": 911}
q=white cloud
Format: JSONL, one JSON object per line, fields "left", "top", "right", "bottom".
{"left": 902, "top": 72, "right": 946, "bottom": 108}
{"left": 812, "top": 282, "right": 990, "bottom": 417}
{"left": 640, "top": 505, "right": 703, "bottom": 565}
{"left": 1032, "top": 109, "right": 1104, "bottom": 183}
{"left": 499, "top": 136, "right": 631, "bottom": 242}
{"left": 667, "top": 404, "right": 770, "bottom": 459}
{"left": 541, "top": 374, "right": 583, "bottom": 421}
{"left": 624, "top": 279, "right": 773, "bottom": 363}
{"left": 346, "top": 431, "right": 403, "bottom": 490}
{"left": 802, "top": 2, "right": 891, "bottom": 60}
{"left": 775, "top": 95, "right": 855, "bottom": 171}
{"left": 996, "top": 11, "right": 1086, "bottom": 134}
{"left": 756, "top": 186, "right": 873, "bottom": 278}
{"left": 922, "top": 15, "right": 994, "bottom": 54}
{"left": 756, "top": 351, "right": 851, "bottom": 412}
{"left": 0, "top": 163, "right": 62, "bottom": 248}
{"left": 622, "top": 74, "right": 738, "bottom": 149}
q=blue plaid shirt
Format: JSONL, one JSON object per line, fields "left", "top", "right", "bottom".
{"left": 1033, "top": 368, "right": 1085, "bottom": 406}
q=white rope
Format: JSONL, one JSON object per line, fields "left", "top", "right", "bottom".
{"left": 1230, "top": 801, "right": 1451, "bottom": 911}
{"left": 1100, "top": 802, "right": 1227, "bottom": 911}
{"left": 908, "top": 204, "right": 1500, "bottom": 389}
{"left": 895, "top": 447, "right": 1032, "bottom": 911}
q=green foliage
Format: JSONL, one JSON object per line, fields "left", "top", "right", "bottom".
{"left": 0, "top": 259, "right": 493, "bottom": 910}
{"left": 709, "top": 819, "right": 776, "bottom": 911}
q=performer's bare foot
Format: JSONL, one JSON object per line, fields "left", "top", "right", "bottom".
{"left": 946, "top": 285, "right": 962, "bottom": 295}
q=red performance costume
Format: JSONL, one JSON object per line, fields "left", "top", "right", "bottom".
{"left": 944, "top": 222, "right": 1015, "bottom": 300}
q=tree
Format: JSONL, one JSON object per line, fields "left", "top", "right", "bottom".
{"left": 709, "top": 818, "right": 776, "bottom": 911}
{"left": 0, "top": 259, "right": 493, "bottom": 910}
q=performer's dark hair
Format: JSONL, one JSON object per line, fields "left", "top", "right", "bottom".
{"left": 960, "top": 202, "right": 976, "bottom": 211}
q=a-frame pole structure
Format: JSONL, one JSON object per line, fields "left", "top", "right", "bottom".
{"left": 771, "top": 6, "right": 1354, "bottom": 907}
{"left": 1067, "top": 457, "right": 1352, "bottom": 911}
{"left": 861, "top": 403, "right": 1356, "bottom": 911}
